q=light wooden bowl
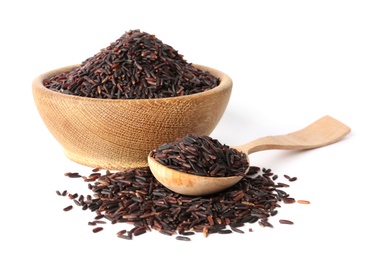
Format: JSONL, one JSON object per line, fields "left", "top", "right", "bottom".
{"left": 32, "top": 64, "right": 232, "bottom": 170}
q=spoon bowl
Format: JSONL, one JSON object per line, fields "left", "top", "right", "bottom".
{"left": 148, "top": 115, "right": 351, "bottom": 196}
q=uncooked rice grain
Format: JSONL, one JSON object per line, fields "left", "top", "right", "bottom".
{"left": 57, "top": 165, "right": 305, "bottom": 240}
{"left": 43, "top": 30, "right": 219, "bottom": 99}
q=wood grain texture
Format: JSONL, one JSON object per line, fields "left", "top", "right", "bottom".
{"left": 148, "top": 155, "right": 242, "bottom": 196}
{"left": 32, "top": 64, "right": 232, "bottom": 170}
{"left": 233, "top": 115, "right": 351, "bottom": 154}
{"left": 149, "top": 115, "right": 350, "bottom": 196}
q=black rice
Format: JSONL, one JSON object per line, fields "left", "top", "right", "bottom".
{"left": 279, "top": 219, "right": 294, "bottom": 225}
{"left": 43, "top": 29, "right": 219, "bottom": 99}
{"left": 63, "top": 205, "right": 73, "bottom": 212}
{"left": 150, "top": 134, "right": 249, "bottom": 177}
{"left": 57, "top": 165, "right": 301, "bottom": 240}
{"left": 288, "top": 177, "right": 298, "bottom": 182}
{"left": 92, "top": 227, "right": 103, "bottom": 233}
{"left": 176, "top": 236, "right": 191, "bottom": 241}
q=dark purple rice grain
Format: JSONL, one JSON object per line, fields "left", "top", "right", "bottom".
{"left": 93, "top": 220, "right": 107, "bottom": 224}
{"left": 230, "top": 223, "right": 245, "bottom": 228}
{"left": 61, "top": 190, "right": 68, "bottom": 196}
{"left": 63, "top": 205, "right": 73, "bottom": 211}
{"left": 277, "top": 182, "right": 290, "bottom": 188}
{"left": 279, "top": 219, "right": 294, "bottom": 225}
{"left": 117, "top": 230, "right": 127, "bottom": 236}
{"left": 150, "top": 134, "right": 249, "bottom": 177}
{"left": 282, "top": 197, "right": 296, "bottom": 204}
{"left": 68, "top": 193, "right": 78, "bottom": 200}
{"left": 92, "top": 227, "right": 103, "bottom": 233}
{"left": 230, "top": 226, "right": 245, "bottom": 234}
{"left": 176, "top": 236, "right": 191, "bottom": 241}
{"left": 58, "top": 166, "right": 301, "bottom": 240}
{"left": 118, "top": 234, "right": 132, "bottom": 240}
{"left": 262, "top": 168, "right": 272, "bottom": 174}
{"left": 159, "top": 230, "right": 174, "bottom": 236}
{"left": 56, "top": 190, "right": 61, "bottom": 196}
{"left": 288, "top": 177, "right": 298, "bottom": 182}
{"left": 132, "top": 227, "right": 147, "bottom": 236}
{"left": 43, "top": 30, "right": 219, "bottom": 100}
{"left": 73, "top": 199, "right": 81, "bottom": 206}
{"left": 78, "top": 195, "right": 84, "bottom": 202}
{"left": 218, "top": 229, "right": 232, "bottom": 234}
{"left": 270, "top": 210, "right": 278, "bottom": 216}
{"left": 259, "top": 219, "right": 273, "bottom": 228}
{"left": 64, "top": 172, "right": 82, "bottom": 178}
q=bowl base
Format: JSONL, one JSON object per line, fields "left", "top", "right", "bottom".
{"left": 62, "top": 148, "right": 149, "bottom": 170}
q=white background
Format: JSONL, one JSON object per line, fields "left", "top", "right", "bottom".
{"left": 1, "top": 0, "right": 367, "bottom": 259}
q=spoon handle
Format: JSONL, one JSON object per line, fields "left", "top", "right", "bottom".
{"left": 233, "top": 115, "right": 351, "bottom": 155}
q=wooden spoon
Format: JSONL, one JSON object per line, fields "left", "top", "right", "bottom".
{"left": 148, "top": 115, "right": 351, "bottom": 196}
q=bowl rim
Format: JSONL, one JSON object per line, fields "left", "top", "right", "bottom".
{"left": 32, "top": 64, "right": 232, "bottom": 103}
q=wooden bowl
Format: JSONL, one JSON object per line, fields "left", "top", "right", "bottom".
{"left": 32, "top": 64, "right": 232, "bottom": 170}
